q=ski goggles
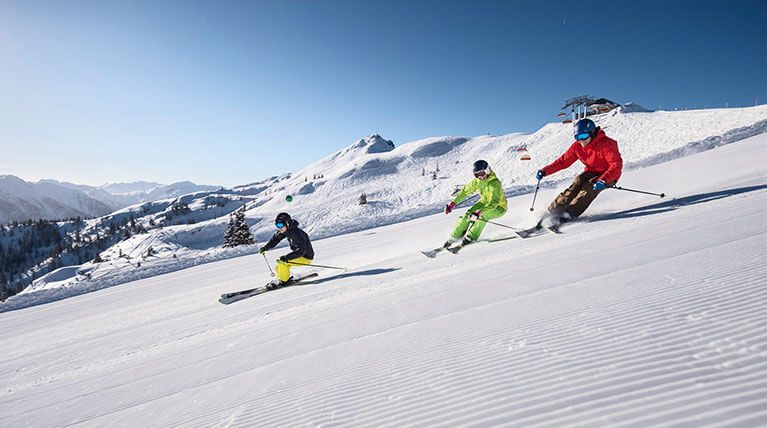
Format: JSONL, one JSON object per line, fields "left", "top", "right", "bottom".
{"left": 575, "top": 132, "right": 592, "bottom": 141}
{"left": 275, "top": 222, "right": 285, "bottom": 229}
{"left": 474, "top": 169, "right": 489, "bottom": 178}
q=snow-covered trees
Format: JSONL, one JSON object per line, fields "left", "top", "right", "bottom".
{"left": 224, "top": 205, "right": 254, "bottom": 248}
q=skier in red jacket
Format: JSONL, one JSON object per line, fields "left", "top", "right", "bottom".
{"left": 536, "top": 118, "right": 623, "bottom": 225}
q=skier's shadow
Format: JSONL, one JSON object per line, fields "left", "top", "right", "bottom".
{"left": 308, "top": 268, "right": 400, "bottom": 285}
{"left": 588, "top": 184, "right": 767, "bottom": 222}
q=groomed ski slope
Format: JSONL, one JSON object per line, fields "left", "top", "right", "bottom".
{"left": 1, "top": 134, "right": 766, "bottom": 427}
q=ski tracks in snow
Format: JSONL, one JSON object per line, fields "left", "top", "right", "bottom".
{"left": 170, "top": 189, "right": 767, "bottom": 427}
{"left": 2, "top": 138, "right": 767, "bottom": 427}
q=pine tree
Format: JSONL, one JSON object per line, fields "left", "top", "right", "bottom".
{"left": 234, "top": 207, "right": 255, "bottom": 246}
{"left": 223, "top": 213, "right": 236, "bottom": 247}
{"left": 224, "top": 206, "right": 254, "bottom": 247}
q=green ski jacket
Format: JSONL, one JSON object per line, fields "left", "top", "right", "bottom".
{"left": 452, "top": 171, "right": 507, "bottom": 211}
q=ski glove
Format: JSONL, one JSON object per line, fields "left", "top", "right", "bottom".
{"left": 445, "top": 201, "right": 456, "bottom": 215}
{"left": 258, "top": 246, "right": 267, "bottom": 254}
{"left": 278, "top": 256, "right": 288, "bottom": 262}
{"left": 469, "top": 210, "right": 482, "bottom": 221}
{"left": 536, "top": 170, "right": 546, "bottom": 180}
{"left": 593, "top": 180, "right": 607, "bottom": 191}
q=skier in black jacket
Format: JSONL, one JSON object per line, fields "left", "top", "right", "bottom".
{"left": 259, "top": 212, "right": 314, "bottom": 287}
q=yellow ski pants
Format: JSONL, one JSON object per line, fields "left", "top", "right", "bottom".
{"left": 276, "top": 257, "right": 313, "bottom": 282}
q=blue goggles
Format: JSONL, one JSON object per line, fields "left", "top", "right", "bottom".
{"left": 275, "top": 222, "right": 285, "bottom": 229}
{"left": 575, "top": 132, "right": 591, "bottom": 141}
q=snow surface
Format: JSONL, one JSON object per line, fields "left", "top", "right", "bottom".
{"left": 0, "top": 131, "right": 765, "bottom": 426}
{"left": 11, "top": 105, "right": 767, "bottom": 306}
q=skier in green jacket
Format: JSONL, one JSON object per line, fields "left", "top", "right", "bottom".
{"left": 443, "top": 160, "right": 508, "bottom": 247}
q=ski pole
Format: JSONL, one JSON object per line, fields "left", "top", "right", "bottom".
{"left": 262, "top": 253, "right": 275, "bottom": 276}
{"left": 284, "top": 261, "right": 347, "bottom": 271}
{"left": 610, "top": 185, "right": 666, "bottom": 198}
{"left": 530, "top": 178, "right": 541, "bottom": 211}
{"left": 476, "top": 218, "right": 522, "bottom": 231}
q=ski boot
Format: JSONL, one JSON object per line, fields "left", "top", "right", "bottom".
{"left": 443, "top": 237, "right": 460, "bottom": 249}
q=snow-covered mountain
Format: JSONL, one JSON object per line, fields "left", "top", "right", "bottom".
{"left": 59, "top": 179, "right": 222, "bottom": 209}
{"left": 1, "top": 127, "right": 765, "bottom": 426}
{"left": 239, "top": 105, "right": 767, "bottom": 244}
{"left": 106, "top": 180, "right": 223, "bottom": 204}
{"left": 0, "top": 177, "right": 221, "bottom": 224}
{"left": 0, "top": 175, "right": 114, "bottom": 224}
{"left": 618, "top": 102, "right": 653, "bottom": 113}
{"left": 6, "top": 104, "right": 767, "bottom": 307}
{"left": 99, "top": 181, "right": 164, "bottom": 194}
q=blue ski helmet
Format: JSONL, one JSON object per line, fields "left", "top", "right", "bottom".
{"left": 574, "top": 118, "right": 596, "bottom": 141}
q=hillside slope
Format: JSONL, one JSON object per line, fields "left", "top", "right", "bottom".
{"left": 1, "top": 133, "right": 765, "bottom": 426}
{"left": 11, "top": 105, "right": 766, "bottom": 305}
{"left": 244, "top": 105, "right": 767, "bottom": 241}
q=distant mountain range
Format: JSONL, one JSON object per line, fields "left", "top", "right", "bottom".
{"left": 0, "top": 176, "right": 220, "bottom": 224}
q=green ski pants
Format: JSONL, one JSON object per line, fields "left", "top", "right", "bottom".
{"left": 450, "top": 204, "right": 507, "bottom": 241}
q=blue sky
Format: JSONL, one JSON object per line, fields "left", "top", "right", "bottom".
{"left": 1, "top": 0, "right": 765, "bottom": 188}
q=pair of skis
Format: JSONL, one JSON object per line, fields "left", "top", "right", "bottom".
{"left": 421, "top": 240, "right": 478, "bottom": 257}
{"left": 218, "top": 272, "right": 319, "bottom": 305}
{"left": 514, "top": 222, "right": 561, "bottom": 238}
{"left": 421, "top": 223, "right": 561, "bottom": 258}
{"left": 421, "top": 235, "right": 518, "bottom": 258}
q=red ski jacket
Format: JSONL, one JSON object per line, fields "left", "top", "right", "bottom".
{"left": 542, "top": 129, "right": 623, "bottom": 183}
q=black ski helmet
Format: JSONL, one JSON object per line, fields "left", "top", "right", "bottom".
{"left": 574, "top": 118, "right": 596, "bottom": 140}
{"left": 473, "top": 159, "right": 490, "bottom": 176}
{"left": 275, "top": 212, "right": 291, "bottom": 226}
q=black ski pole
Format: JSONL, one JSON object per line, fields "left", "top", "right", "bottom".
{"left": 530, "top": 178, "right": 541, "bottom": 211}
{"left": 610, "top": 185, "right": 665, "bottom": 198}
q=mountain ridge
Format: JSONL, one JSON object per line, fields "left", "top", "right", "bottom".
{"left": 0, "top": 177, "right": 221, "bottom": 224}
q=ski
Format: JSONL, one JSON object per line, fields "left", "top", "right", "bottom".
{"left": 447, "top": 241, "right": 473, "bottom": 254}
{"left": 516, "top": 223, "right": 562, "bottom": 238}
{"left": 421, "top": 242, "right": 456, "bottom": 258}
{"left": 448, "top": 234, "right": 520, "bottom": 254}
{"left": 421, "top": 247, "right": 447, "bottom": 258}
{"left": 546, "top": 224, "right": 562, "bottom": 234}
{"left": 423, "top": 234, "right": 518, "bottom": 257}
{"left": 219, "top": 272, "right": 319, "bottom": 305}
{"left": 515, "top": 226, "right": 539, "bottom": 238}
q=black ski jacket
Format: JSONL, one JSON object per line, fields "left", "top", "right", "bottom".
{"left": 262, "top": 219, "right": 314, "bottom": 261}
